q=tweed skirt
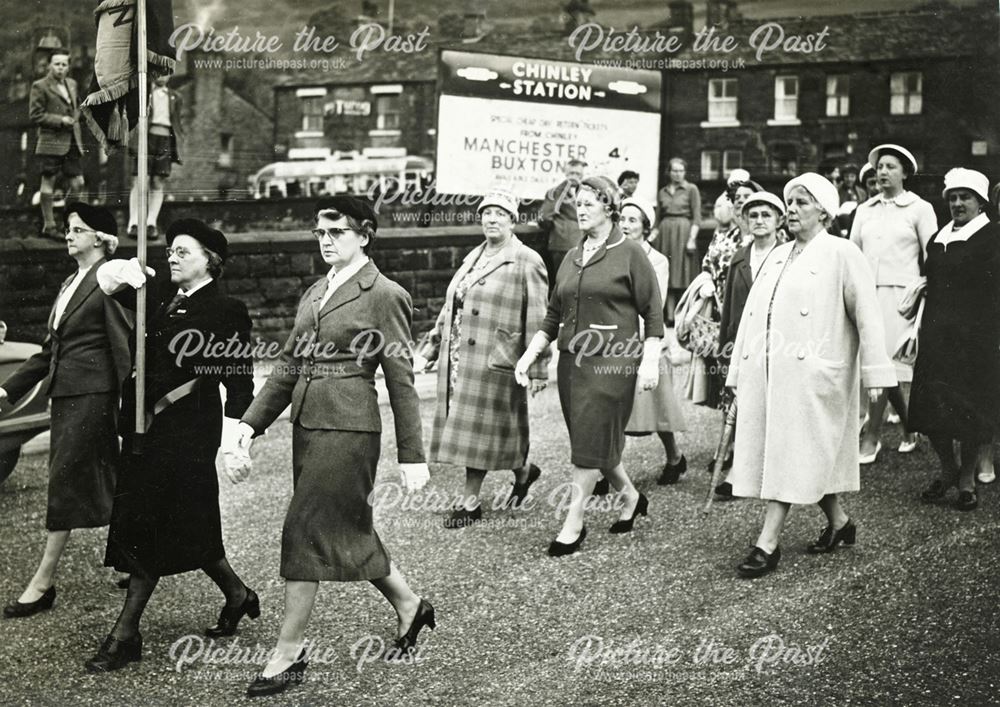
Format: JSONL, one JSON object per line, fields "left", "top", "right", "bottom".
{"left": 557, "top": 353, "right": 638, "bottom": 469}
{"left": 280, "top": 425, "right": 391, "bottom": 582}
{"left": 47, "top": 393, "right": 118, "bottom": 531}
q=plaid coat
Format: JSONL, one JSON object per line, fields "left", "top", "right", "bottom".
{"left": 421, "top": 236, "right": 550, "bottom": 469}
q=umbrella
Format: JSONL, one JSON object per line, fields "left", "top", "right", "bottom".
{"left": 703, "top": 399, "right": 738, "bottom": 514}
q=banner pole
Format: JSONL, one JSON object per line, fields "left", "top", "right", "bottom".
{"left": 134, "top": 0, "right": 149, "bottom": 452}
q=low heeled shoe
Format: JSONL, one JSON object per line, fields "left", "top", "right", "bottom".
{"left": 807, "top": 519, "right": 856, "bottom": 554}
{"left": 657, "top": 455, "right": 687, "bottom": 485}
{"left": 3, "top": 586, "right": 55, "bottom": 619}
{"left": 387, "top": 599, "right": 436, "bottom": 659}
{"left": 84, "top": 633, "right": 142, "bottom": 673}
{"left": 506, "top": 464, "right": 542, "bottom": 508}
{"left": 205, "top": 587, "right": 260, "bottom": 637}
{"left": 609, "top": 493, "right": 649, "bottom": 534}
{"left": 246, "top": 651, "right": 309, "bottom": 698}
{"left": 737, "top": 546, "right": 781, "bottom": 578}
{"left": 547, "top": 527, "right": 587, "bottom": 557}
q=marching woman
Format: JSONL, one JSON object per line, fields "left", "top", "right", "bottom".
{"left": 620, "top": 198, "right": 688, "bottom": 485}
{"left": 237, "top": 196, "right": 434, "bottom": 697}
{"left": 850, "top": 144, "right": 938, "bottom": 461}
{"left": 1, "top": 203, "right": 131, "bottom": 618}
{"left": 910, "top": 169, "right": 1000, "bottom": 511}
{"left": 655, "top": 158, "right": 701, "bottom": 322}
{"left": 87, "top": 219, "right": 258, "bottom": 671}
{"left": 515, "top": 176, "right": 664, "bottom": 555}
{"left": 417, "top": 189, "right": 550, "bottom": 528}
{"left": 726, "top": 174, "right": 895, "bottom": 578}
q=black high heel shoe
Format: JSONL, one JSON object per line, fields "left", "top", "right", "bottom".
{"left": 807, "top": 519, "right": 856, "bottom": 554}
{"left": 506, "top": 464, "right": 542, "bottom": 508}
{"left": 388, "top": 599, "right": 436, "bottom": 658}
{"left": 609, "top": 493, "right": 649, "bottom": 533}
{"left": 3, "top": 586, "right": 55, "bottom": 619}
{"left": 592, "top": 478, "right": 610, "bottom": 496}
{"left": 84, "top": 633, "right": 142, "bottom": 673}
{"left": 246, "top": 650, "right": 308, "bottom": 698}
{"left": 657, "top": 455, "right": 687, "bottom": 485}
{"left": 205, "top": 586, "right": 260, "bottom": 637}
{"left": 547, "top": 527, "right": 587, "bottom": 556}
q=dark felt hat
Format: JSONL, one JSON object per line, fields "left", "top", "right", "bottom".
{"left": 314, "top": 195, "right": 378, "bottom": 232}
{"left": 64, "top": 202, "right": 117, "bottom": 235}
{"left": 166, "top": 219, "right": 228, "bottom": 261}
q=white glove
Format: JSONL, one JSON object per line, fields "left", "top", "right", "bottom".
{"left": 514, "top": 351, "right": 534, "bottom": 388}
{"left": 698, "top": 279, "right": 716, "bottom": 299}
{"left": 637, "top": 360, "right": 659, "bottom": 392}
{"left": 96, "top": 258, "right": 155, "bottom": 294}
{"left": 412, "top": 353, "right": 430, "bottom": 373}
{"left": 399, "top": 463, "right": 430, "bottom": 492}
{"left": 0, "top": 387, "right": 7, "bottom": 404}
{"left": 237, "top": 421, "right": 256, "bottom": 451}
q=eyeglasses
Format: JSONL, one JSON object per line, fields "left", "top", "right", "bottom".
{"left": 312, "top": 227, "right": 353, "bottom": 240}
{"left": 165, "top": 246, "right": 199, "bottom": 259}
{"left": 65, "top": 226, "right": 96, "bottom": 236}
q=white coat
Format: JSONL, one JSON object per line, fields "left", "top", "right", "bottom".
{"left": 726, "top": 232, "right": 897, "bottom": 504}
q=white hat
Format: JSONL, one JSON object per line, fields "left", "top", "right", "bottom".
{"left": 858, "top": 163, "right": 874, "bottom": 183}
{"left": 727, "top": 168, "right": 751, "bottom": 185}
{"left": 477, "top": 188, "right": 519, "bottom": 217}
{"left": 942, "top": 167, "right": 990, "bottom": 204}
{"left": 783, "top": 173, "right": 840, "bottom": 220}
{"left": 620, "top": 198, "right": 656, "bottom": 230}
{"left": 741, "top": 191, "right": 785, "bottom": 216}
{"left": 868, "top": 144, "right": 918, "bottom": 175}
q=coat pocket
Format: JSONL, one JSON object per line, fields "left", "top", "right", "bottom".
{"left": 487, "top": 327, "right": 523, "bottom": 373}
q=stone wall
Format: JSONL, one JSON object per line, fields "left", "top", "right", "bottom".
{"left": 0, "top": 226, "right": 547, "bottom": 347}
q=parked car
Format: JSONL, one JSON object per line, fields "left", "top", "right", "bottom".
{"left": 0, "top": 322, "right": 50, "bottom": 484}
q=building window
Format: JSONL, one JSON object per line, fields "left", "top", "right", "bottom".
{"left": 375, "top": 94, "right": 401, "bottom": 131}
{"left": 701, "top": 150, "right": 721, "bottom": 180}
{"left": 218, "top": 133, "right": 234, "bottom": 168}
{"left": 707, "top": 78, "right": 737, "bottom": 123}
{"left": 890, "top": 72, "right": 922, "bottom": 115}
{"left": 723, "top": 150, "right": 743, "bottom": 175}
{"left": 300, "top": 96, "right": 325, "bottom": 133}
{"left": 826, "top": 75, "right": 850, "bottom": 117}
{"left": 773, "top": 76, "right": 798, "bottom": 121}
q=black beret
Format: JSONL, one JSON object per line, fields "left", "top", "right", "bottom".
{"left": 166, "top": 219, "right": 228, "bottom": 262}
{"left": 64, "top": 202, "right": 118, "bottom": 236}
{"left": 314, "top": 195, "right": 378, "bottom": 232}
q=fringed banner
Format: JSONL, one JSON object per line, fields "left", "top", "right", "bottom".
{"left": 81, "top": 0, "right": 176, "bottom": 150}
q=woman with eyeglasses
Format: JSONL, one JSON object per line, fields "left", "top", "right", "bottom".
{"left": 1, "top": 204, "right": 131, "bottom": 619}
{"left": 237, "top": 196, "right": 434, "bottom": 697}
{"left": 86, "top": 219, "right": 258, "bottom": 672}
{"left": 910, "top": 169, "right": 1000, "bottom": 511}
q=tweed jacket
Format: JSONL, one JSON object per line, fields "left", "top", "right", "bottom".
{"left": 3, "top": 260, "right": 131, "bottom": 402}
{"left": 541, "top": 228, "right": 664, "bottom": 354}
{"left": 538, "top": 179, "right": 582, "bottom": 252}
{"left": 421, "top": 235, "right": 550, "bottom": 469}
{"left": 29, "top": 75, "right": 84, "bottom": 157}
{"left": 242, "top": 260, "right": 425, "bottom": 464}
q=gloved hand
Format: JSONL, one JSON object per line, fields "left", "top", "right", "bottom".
{"left": 96, "top": 258, "right": 155, "bottom": 293}
{"left": 399, "top": 462, "right": 430, "bottom": 492}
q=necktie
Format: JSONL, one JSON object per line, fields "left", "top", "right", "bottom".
{"left": 164, "top": 293, "right": 187, "bottom": 317}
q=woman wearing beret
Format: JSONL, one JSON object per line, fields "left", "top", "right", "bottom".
{"left": 417, "top": 189, "right": 550, "bottom": 528}
{"left": 726, "top": 174, "right": 896, "bottom": 578}
{"left": 911, "top": 169, "right": 1000, "bottom": 511}
{"left": 1, "top": 203, "right": 131, "bottom": 619}
{"left": 712, "top": 192, "right": 784, "bottom": 497}
{"left": 655, "top": 158, "right": 701, "bottom": 322}
{"left": 516, "top": 176, "right": 664, "bottom": 556}
{"left": 850, "top": 144, "right": 938, "bottom": 461}
{"left": 86, "top": 219, "right": 258, "bottom": 672}
{"left": 237, "top": 196, "right": 434, "bottom": 697}
{"left": 619, "top": 198, "right": 687, "bottom": 485}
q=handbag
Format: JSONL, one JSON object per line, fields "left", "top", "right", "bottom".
{"left": 676, "top": 277, "right": 720, "bottom": 359}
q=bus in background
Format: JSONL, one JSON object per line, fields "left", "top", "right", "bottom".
{"left": 249, "top": 147, "right": 433, "bottom": 200}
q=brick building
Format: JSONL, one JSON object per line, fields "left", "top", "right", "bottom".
{"left": 272, "top": 1, "right": 999, "bottom": 191}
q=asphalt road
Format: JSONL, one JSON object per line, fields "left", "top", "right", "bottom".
{"left": 1, "top": 360, "right": 998, "bottom": 706}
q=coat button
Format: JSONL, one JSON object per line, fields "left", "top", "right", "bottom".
{"left": 471, "top": 308, "right": 479, "bottom": 316}
{"left": 478, "top": 279, "right": 485, "bottom": 286}
{"left": 797, "top": 351, "right": 806, "bottom": 360}
{"left": 800, "top": 307, "right": 809, "bottom": 316}
{"left": 742, "top": 353, "right": 749, "bottom": 360}
{"left": 468, "top": 338, "right": 475, "bottom": 345}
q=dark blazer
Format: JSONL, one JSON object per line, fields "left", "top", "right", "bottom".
{"left": 3, "top": 260, "right": 132, "bottom": 403}
{"left": 112, "top": 279, "right": 255, "bottom": 461}
{"left": 718, "top": 243, "right": 754, "bottom": 359}
{"left": 242, "top": 259, "right": 425, "bottom": 464}
{"left": 540, "top": 228, "right": 664, "bottom": 353}
{"left": 29, "top": 75, "right": 84, "bottom": 157}
{"left": 538, "top": 179, "right": 582, "bottom": 252}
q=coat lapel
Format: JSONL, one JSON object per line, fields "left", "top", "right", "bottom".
{"left": 319, "top": 260, "right": 379, "bottom": 319}
{"left": 56, "top": 268, "right": 100, "bottom": 331}
{"left": 310, "top": 276, "right": 329, "bottom": 326}
{"left": 48, "top": 273, "right": 75, "bottom": 331}
{"left": 574, "top": 228, "right": 624, "bottom": 268}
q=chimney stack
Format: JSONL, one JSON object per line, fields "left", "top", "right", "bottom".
{"left": 667, "top": 1, "right": 694, "bottom": 38}
{"left": 707, "top": 0, "right": 739, "bottom": 28}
